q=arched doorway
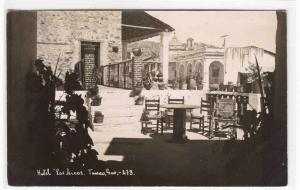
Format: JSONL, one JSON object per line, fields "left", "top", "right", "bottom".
{"left": 209, "top": 61, "right": 224, "bottom": 84}
{"left": 187, "top": 63, "right": 193, "bottom": 78}
{"left": 179, "top": 64, "right": 185, "bottom": 80}
{"left": 195, "top": 62, "right": 203, "bottom": 81}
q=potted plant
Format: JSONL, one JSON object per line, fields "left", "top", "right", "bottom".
{"left": 94, "top": 111, "right": 104, "bottom": 123}
{"left": 90, "top": 95, "right": 102, "bottom": 106}
{"left": 181, "top": 82, "right": 187, "bottom": 90}
{"left": 179, "top": 78, "right": 184, "bottom": 90}
{"left": 227, "top": 82, "right": 234, "bottom": 92}
{"left": 172, "top": 79, "right": 179, "bottom": 90}
{"left": 158, "top": 82, "right": 168, "bottom": 90}
{"left": 189, "top": 77, "right": 197, "bottom": 90}
{"left": 87, "top": 86, "right": 102, "bottom": 106}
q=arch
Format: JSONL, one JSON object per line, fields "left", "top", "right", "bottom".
{"left": 186, "top": 63, "right": 193, "bottom": 78}
{"left": 195, "top": 62, "right": 203, "bottom": 81}
{"left": 179, "top": 64, "right": 185, "bottom": 80}
{"left": 209, "top": 61, "right": 224, "bottom": 84}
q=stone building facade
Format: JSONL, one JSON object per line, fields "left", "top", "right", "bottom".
{"left": 37, "top": 11, "right": 122, "bottom": 88}
{"left": 170, "top": 45, "right": 275, "bottom": 90}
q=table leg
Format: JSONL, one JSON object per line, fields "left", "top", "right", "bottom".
{"left": 173, "top": 109, "right": 188, "bottom": 142}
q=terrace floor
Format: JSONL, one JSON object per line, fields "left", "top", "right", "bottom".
{"left": 84, "top": 86, "right": 261, "bottom": 186}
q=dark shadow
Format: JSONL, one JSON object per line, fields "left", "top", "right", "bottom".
{"left": 100, "top": 136, "right": 264, "bottom": 186}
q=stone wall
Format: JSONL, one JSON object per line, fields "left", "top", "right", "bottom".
{"left": 37, "top": 11, "right": 122, "bottom": 80}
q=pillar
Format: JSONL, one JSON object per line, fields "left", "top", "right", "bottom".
{"left": 132, "top": 60, "right": 143, "bottom": 88}
{"left": 203, "top": 59, "right": 210, "bottom": 90}
{"left": 160, "top": 31, "right": 170, "bottom": 84}
{"left": 122, "top": 41, "right": 128, "bottom": 60}
{"left": 7, "top": 11, "right": 37, "bottom": 184}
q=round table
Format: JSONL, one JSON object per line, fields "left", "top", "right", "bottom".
{"left": 160, "top": 104, "right": 200, "bottom": 142}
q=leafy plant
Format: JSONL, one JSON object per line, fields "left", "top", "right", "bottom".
{"left": 245, "top": 62, "right": 262, "bottom": 83}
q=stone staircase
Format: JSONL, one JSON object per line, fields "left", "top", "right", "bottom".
{"left": 90, "top": 86, "right": 144, "bottom": 132}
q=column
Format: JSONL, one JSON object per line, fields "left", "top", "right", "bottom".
{"left": 160, "top": 31, "right": 171, "bottom": 84}
{"left": 122, "top": 41, "right": 128, "bottom": 61}
{"left": 203, "top": 59, "right": 210, "bottom": 90}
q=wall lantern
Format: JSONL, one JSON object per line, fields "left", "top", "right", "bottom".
{"left": 112, "top": 46, "right": 119, "bottom": 53}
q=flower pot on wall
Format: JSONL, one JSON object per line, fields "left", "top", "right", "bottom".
{"left": 209, "top": 84, "right": 219, "bottom": 91}
{"left": 227, "top": 85, "right": 234, "bottom": 92}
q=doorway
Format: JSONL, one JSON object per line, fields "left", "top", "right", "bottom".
{"left": 209, "top": 61, "right": 224, "bottom": 84}
{"left": 80, "top": 41, "right": 100, "bottom": 89}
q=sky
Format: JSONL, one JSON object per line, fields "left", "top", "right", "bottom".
{"left": 147, "top": 11, "right": 277, "bottom": 52}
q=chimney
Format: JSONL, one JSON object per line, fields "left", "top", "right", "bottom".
{"left": 186, "top": 38, "right": 194, "bottom": 50}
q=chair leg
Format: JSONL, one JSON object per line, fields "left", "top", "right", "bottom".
{"left": 199, "top": 118, "right": 202, "bottom": 133}
{"left": 209, "top": 119, "right": 213, "bottom": 139}
{"left": 161, "top": 118, "right": 164, "bottom": 135}
{"left": 141, "top": 122, "right": 143, "bottom": 133}
{"left": 190, "top": 118, "right": 193, "bottom": 130}
{"left": 156, "top": 119, "right": 159, "bottom": 133}
{"left": 202, "top": 118, "right": 205, "bottom": 134}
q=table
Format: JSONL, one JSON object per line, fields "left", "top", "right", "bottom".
{"left": 160, "top": 104, "right": 200, "bottom": 142}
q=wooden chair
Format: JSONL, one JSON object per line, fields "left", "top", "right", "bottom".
{"left": 190, "top": 98, "right": 212, "bottom": 134}
{"left": 161, "top": 96, "right": 184, "bottom": 133}
{"left": 140, "top": 98, "right": 162, "bottom": 134}
{"left": 212, "top": 98, "right": 238, "bottom": 139}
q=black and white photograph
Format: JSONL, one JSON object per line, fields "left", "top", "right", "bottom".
{"left": 6, "top": 7, "right": 289, "bottom": 187}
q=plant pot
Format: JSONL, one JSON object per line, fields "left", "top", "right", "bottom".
{"left": 173, "top": 83, "right": 179, "bottom": 90}
{"left": 182, "top": 83, "right": 187, "bottom": 90}
{"left": 91, "top": 95, "right": 102, "bottom": 106}
{"left": 94, "top": 111, "right": 104, "bottom": 123}
{"left": 227, "top": 85, "right": 234, "bottom": 92}
{"left": 197, "top": 84, "right": 203, "bottom": 90}
{"left": 158, "top": 83, "right": 165, "bottom": 90}
{"left": 233, "top": 86, "right": 241, "bottom": 92}
{"left": 209, "top": 84, "right": 219, "bottom": 91}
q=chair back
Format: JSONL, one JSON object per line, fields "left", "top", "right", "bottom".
{"left": 145, "top": 98, "right": 160, "bottom": 112}
{"left": 200, "top": 98, "right": 212, "bottom": 115}
{"left": 214, "top": 98, "right": 236, "bottom": 118}
{"left": 168, "top": 96, "right": 184, "bottom": 104}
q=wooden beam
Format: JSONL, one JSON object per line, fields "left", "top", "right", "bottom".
{"left": 123, "top": 32, "right": 161, "bottom": 43}
{"left": 122, "top": 24, "right": 161, "bottom": 30}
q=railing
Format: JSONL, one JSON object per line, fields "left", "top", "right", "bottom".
{"left": 100, "top": 59, "right": 133, "bottom": 89}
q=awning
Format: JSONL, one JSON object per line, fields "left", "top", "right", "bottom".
{"left": 122, "top": 11, "right": 174, "bottom": 43}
